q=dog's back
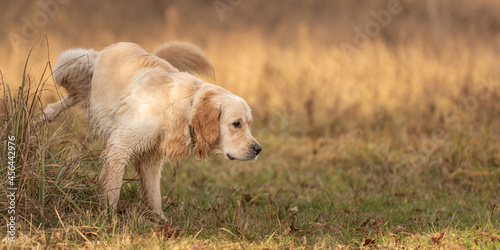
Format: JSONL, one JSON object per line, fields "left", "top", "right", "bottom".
{"left": 49, "top": 42, "right": 215, "bottom": 120}
{"left": 153, "top": 41, "right": 215, "bottom": 82}
{"left": 88, "top": 42, "right": 179, "bottom": 139}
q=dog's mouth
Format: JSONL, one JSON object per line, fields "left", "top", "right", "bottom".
{"left": 226, "top": 153, "right": 258, "bottom": 161}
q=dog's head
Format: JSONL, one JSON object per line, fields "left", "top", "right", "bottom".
{"left": 191, "top": 87, "right": 261, "bottom": 161}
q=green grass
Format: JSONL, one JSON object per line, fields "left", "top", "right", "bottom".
{"left": 2, "top": 118, "right": 499, "bottom": 248}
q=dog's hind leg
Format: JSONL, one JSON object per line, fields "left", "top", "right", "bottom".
{"left": 133, "top": 150, "right": 167, "bottom": 221}
{"left": 42, "top": 95, "right": 79, "bottom": 122}
{"left": 98, "top": 139, "right": 132, "bottom": 212}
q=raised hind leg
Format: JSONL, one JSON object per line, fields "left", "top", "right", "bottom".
{"left": 42, "top": 95, "right": 79, "bottom": 122}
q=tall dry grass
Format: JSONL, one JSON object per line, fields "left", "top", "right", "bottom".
{"left": 0, "top": 40, "right": 102, "bottom": 229}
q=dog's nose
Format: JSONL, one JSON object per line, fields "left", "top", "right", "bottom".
{"left": 252, "top": 143, "right": 262, "bottom": 155}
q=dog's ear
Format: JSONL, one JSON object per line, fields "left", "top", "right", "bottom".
{"left": 192, "top": 91, "right": 221, "bottom": 158}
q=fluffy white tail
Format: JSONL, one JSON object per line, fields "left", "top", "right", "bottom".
{"left": 53, "top": 48, "right": 98, "bottom": 103}
{"left": 42, "top": 49, "right": 98, "bottom": 122}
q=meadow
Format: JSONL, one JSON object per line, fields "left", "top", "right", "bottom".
{"left": 1, "top": 0, "right": 500, "bottom": 248}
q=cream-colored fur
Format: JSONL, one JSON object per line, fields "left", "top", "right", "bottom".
{"left": 43, "top": 42, "right": 261, "bottom": 220}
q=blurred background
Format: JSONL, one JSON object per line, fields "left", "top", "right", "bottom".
{"left": 1, "top": 0, "right": 500, "bottom": 141}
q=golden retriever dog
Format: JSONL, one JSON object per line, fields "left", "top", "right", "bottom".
{"left": 43, "top": 42, "right": 262, "bottom": 220}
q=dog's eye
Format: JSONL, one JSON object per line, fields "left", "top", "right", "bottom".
{"left": 232, "top": 122, "right": 241, "bottom": 128}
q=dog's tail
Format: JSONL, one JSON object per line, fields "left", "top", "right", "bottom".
{"left": 42, "top": 48, "right": 97, "bottom": 122}
{"left": 152, "top": 41, "right": 216, "bottom": 82}
{"left": 53, "top": 48, "right": 98, "bottom": 105}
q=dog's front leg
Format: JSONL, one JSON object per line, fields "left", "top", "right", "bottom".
{"left": 133, "top": 151, "right": 167, "bottom": 221}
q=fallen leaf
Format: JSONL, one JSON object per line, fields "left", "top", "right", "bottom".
{"left": 389, "top": 232, "right": 401, "bottom": 245}
{"left": 360, "top": 219, "right": 371, "bottom": 227}
{"left": 431, "top": 232, "right": 445, "bottom": 245}
{"left": 363, "top": 238, "right": 376, "bottom": 246}
{"left": 288, "top": 206, "right": 299, "bottom": 213}
{"left": 157, "top": 224, "right": 176, "bottom": 238}
{"left": 84, "top": 231, "right": 98, "bottom": 238}
{"left": 393, "top": 225, "right": 408, "bottom": 233}
{"left": 243, "top": 194, "right": 253, "bottom": 202}
{"left": 243, "top": 193, "right": 261, "bottom": 205}
{"left": 482, "top": 231, "right": 500, "bottom": 241}
{"left": 282, "top": 227, "right": 292, "bottom": 236}
{"left": 394, "top": 191, "right": 414, "bottom": 197}
{"left": 236, "top": 228, "right": 246, "bottom": 238}
{"left": 282, "top": 221, "right": 298, "bottom": 235}
{"left": 474, "top": 238, "right": 481, "bottom": 245}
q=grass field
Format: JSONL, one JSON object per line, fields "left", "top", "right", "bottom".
{"left": 1, "top": 0, "right": 500, "bottom": 248}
